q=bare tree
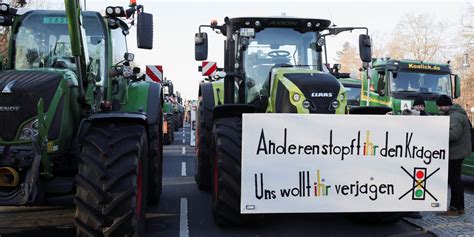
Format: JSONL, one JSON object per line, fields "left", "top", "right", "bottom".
{"left": 452, "top": 4, "right": 474, "bottom": 121}
{"left": 386, "top": 13, "right": 448, "bottom": 61}
{"left": 334, "top": 41, "right": 361, "bottom": 73}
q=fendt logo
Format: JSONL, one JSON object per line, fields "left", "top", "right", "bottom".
{"left": 311, "top": 92, "right": 333, "bottom": 98}
{"left": 2, "top": 80, "right": 16, "bottom": 94}
{"left": 0, "top": 106, "right": 20, "bottom": 112}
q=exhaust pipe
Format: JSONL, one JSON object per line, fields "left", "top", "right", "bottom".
{"left": 0, "top": 167, "right": 19, "bottom": 187}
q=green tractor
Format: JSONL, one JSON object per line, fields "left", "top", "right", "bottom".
{"left": 0, "top": 1, "right": 163, "bottom": 235}
{"left": 358, "top": 59, "right": 474, "bottom": 176}
{"left": 327, "top": 63, "right": 362, "bottom": 111}
{"left": 162, "top": 80, "right": 175, "bottom": 144}
{"left": 175, "top": 91, "right": 185, "bottom": 129}
{"left": 193, "top": 17, "right": 397, "bottom": 225}
{"left": 360, "top": 58, "right": 460, "bottom": 114}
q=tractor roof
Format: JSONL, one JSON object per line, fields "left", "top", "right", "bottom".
{"left": 16, "top": 9, "right": 98, "bottom": 17}
{"left": 229, "top": 17, "right": 331, "bottom": 32}
{"left": 338, "top": 77, "right": 361, "bottom": 87}
{"left": 372, "top": 58, "right": 451, "bottom": 73}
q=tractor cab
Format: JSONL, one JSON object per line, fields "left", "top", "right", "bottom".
{"left": 195, "top": 17, "right": 372, "bottom": 114}
{"left": 9, "top": 10, "right": 105, "bottom": 79}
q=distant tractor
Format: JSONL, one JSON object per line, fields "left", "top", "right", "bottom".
{"left": 360, "top": 58, "right": 460, "bottom": 114}
{"left": 162, "top": 80, "right": 175, "bottom": 144}
{"left": 0, "top": 1, "right": 163, "bottom": 235}
{"left": 327, "top": 63, "right": 362, "bottom": 111}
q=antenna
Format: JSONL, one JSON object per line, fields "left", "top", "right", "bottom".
{"left": 328, "top": 9, "right": 336, "bottom": 27}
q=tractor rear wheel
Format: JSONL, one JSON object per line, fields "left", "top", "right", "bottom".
{"left": 195, "top": 100, "right": 212, "bottom": 190}
{"left": 211, "top": 117, "right": 256, "bottom": 226}
{"left": 75, "top": 122, "right": 148, "bottom": 237}
{"left": 147, "top": 118, "right": 163, "bottom": 205}
{"left": 164, "top": 114, "right": 174, "bottom": 145}
{"left": 174, "top": 113, "right": 179, "bottom": 131}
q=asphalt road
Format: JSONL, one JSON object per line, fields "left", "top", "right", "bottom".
{"left": 4, "top": 125, "right": 473, "bottom": 236}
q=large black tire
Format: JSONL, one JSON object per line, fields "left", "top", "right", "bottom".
{"left": 211, "top": 117, "right": 255, "bottom": 226}
{"left": 174, "top": 112, "right": 179, "bottom": 131}
{"left": 75, "top": 122, "right": 148, "bottom": 237}
{"left": 147, "top": 116, "right": 163, "bottom": 205}
{"left": 195, "top": 99, "right": 212, "bottom": 190}
{"left": 347, "top": 213, "right": 405, "bottom": 225}
{"left": 164, "top": 114, "right": 174, "bottom": 145}
{"left": 178, "top": 111, "right": 184, "bottom": 128}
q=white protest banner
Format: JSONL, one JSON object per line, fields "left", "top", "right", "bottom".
{"left": 241, "top": 114, "right": 449, "bottom": 213}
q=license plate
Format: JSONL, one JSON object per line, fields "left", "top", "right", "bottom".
{"left": 240, "top": 28, "right": 255, "bottom": 37}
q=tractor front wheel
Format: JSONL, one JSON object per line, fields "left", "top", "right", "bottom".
{"left": 147, "top": 119, "right": 163, "bottom": 205}
{"left": 211, "top": 117, "right": 257, "bottom": 226}
{"left": 195, "top": 100, "right": 212, "bottom": 190}
{"left": 75, "top": 122, "right": 148, "bottom": 237}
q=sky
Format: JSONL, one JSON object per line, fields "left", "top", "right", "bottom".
{"left": 32, "top": 0, "right": 473, "bottom": 100}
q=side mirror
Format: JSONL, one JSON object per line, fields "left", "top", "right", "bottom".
{"left": 195, "top": 32, "right": 208, "bottom": 61}
{"left": 453, "top": 74, "right": 461, "bottom": 98}
{"left": 137, "top": 12, "right": 153, "bottom": 49}
{"left": 359, "top": 34, "right": 372, "bottom": 63}
{"left": 124, "top": 52, "right": 134, "bottom": 62}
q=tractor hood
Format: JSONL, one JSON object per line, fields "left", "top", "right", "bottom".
{"left": 269, "top": 68, "right": 346, "bottom": 114}
{"left": 0, "top": 70, "right": 63, "bottom": 141}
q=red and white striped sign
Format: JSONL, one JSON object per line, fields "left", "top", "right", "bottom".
{"left": 146, "top": 65, "right": 163, "bottom": 82}
{"left": 202, "top": 61, "right": 217, "bottom": 77}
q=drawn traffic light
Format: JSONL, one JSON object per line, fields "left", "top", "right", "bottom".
{"left": 412, "top": 168, "right": 426, "bottom": 200}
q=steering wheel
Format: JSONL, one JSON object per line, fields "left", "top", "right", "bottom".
{"left": 268, "top": 50, "right": 290, "bottom": 58}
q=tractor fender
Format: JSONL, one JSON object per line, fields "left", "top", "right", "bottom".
{"left": 122, "top": 82, "right": 162, "bottom": 126}
{"left": 145, "top": 82, "right": 163, "bottom": 126}
{"left": 212, "top": 104, "right": 257, "bottom": 121}
{"left": 77, "top": 113, "right": 149, "bottom": 142}
{"left": 199, "top": 83, "right": 216, "bottom": 128}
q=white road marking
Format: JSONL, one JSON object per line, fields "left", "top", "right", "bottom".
{"left": 182, "top": 139, "right": 185, "bottom": 144}
{"left": 181, "top": 162, "right": 187, "bottom": 176}
{"left": 182, "top": 147, "right": 186, "bottom": 155}
{"left": 183, "top": 132, "right": 185, "bottom": 137}
{"left": 179, "top": 198, "right": 189, "bottom": 237}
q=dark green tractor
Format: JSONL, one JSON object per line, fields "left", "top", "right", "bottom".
{"left": 194, "top": 16, "right": 401, "bottom": 225}
{"left": 0, "top": 1, "right": 163, "bottom": 235}
{"left": 162, "top": 80, "right": 175, "bottom": 144}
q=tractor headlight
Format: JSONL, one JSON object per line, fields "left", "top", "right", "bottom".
{"left": 114, "top": 7, "right": 122, "bottom": 15}
{"left": 302, "top": 100, "right": 311, "bottom": 109}
{"left": 339, "top": 94, "right": 345, "bottom": 101}
{"left": 106, "top": 7, "right": 114, "bottom": 15}
{"left": 292, "top": 93, "right": 301, "bottom": 102}
{"left": 19, "top": 119, "right": 39, "bottom": 141}
{"left": 331, "top": 100, "right": 340, "bottom": 109}
{"left": 0, "top": 3, "right": 9, "bottom": 13}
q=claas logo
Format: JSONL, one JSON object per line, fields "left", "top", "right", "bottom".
{"left": 412, "top": 168, "right": 426, "bottom": 200}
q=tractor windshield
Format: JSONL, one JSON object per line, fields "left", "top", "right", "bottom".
{"left": 13, "top": 12, "right": 106, "bottom": 83}
{"left": 390, "top": 71, "right": 452, "bottom": 96}
{"left": 242, "top": 28, "right": 320, "bottom": 102}
{"left": 344, "top": 85, "right": 361, "bottom": 106}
